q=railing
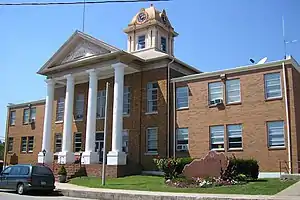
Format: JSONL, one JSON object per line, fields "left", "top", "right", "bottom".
{"left": 279, "top": 160, "right": 300, "bottom": 175}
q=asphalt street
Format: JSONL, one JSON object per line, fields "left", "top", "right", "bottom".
{"left": 0, "top": 190, "right": 92, "bottom": 200}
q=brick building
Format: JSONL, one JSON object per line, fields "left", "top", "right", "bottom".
{"left": 4, "top": 5, "right": 300, "bottom": 177}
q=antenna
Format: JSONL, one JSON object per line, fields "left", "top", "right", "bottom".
{"left": 82, "top": 0, "right": 86, "bottom": 32}
{"left": 282, "top": 16, "right": 298, "bottom": 59}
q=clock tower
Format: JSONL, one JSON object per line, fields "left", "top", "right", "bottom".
{"left": 124, "top": 4, "right": 178, "bottom": 56}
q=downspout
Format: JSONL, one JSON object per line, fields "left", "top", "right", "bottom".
{"left": 167, "top": 57, "right": 175, "bottom": 158}
{"left": 3, "top": 106, "right": 10, "bottom": 169}
{"left": 172, "top": 81, "right": 176, "bottom": 158}
{"left": 282, "top": 61, "right": 292, "bottom": 174}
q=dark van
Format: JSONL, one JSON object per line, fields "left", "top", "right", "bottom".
{"left": 0, "top": 164, "right": 55, "bottom": 195}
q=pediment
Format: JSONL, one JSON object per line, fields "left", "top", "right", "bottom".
{"left": 37, "top": 30, "right": 120, "bottom": 75}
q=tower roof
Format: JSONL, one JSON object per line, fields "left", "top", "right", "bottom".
{"left": 124, "top": 4, "right": 178, "bottom": 37}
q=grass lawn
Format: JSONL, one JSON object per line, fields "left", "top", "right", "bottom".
{"left": 69, "top": 175, "right": 297, "bottom": 195}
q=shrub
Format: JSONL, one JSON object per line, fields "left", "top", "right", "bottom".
{"left": 153, "top": 157, "right": 193, "bottom": 180}
{"left": 58, "top": 165, "right": 67, "bottom": 176}
{"left": 227, "top": 157, "right": 259, "bottom": 180}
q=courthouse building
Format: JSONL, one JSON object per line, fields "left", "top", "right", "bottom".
{"left": 5, "top": 5, "right": 300, "bottom": 176}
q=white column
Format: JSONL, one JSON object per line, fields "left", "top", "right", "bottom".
{"left": 38, "top": 79, "right": 54, "bottom": 164}
{"left": 82, "top": 69, "right": 98, "bottom": 164}
{"left": 107, "top": 63, "right": 127, "bottom": 165}
{"left": 58, "top": 74, "right": 75, "bottom": 164}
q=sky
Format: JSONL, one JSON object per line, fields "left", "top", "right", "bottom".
{"left": 0, "top": 0, "right": 300, "bottom": 139}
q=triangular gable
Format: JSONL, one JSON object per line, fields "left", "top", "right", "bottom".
{"left": 37, "top": 30, "right": 120, "bottom": 75}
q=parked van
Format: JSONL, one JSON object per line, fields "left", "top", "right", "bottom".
{"left": 0, "top": 164, "right": 55, "bottom": 195}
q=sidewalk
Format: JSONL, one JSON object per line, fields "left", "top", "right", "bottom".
{"left": 54, "top": 182, "right": 300, "bottom": 200}
{"left": 275, "top": 180, "right": 300, "bottom": 196}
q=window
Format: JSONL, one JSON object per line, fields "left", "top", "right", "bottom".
{"left": 161, "top": 37, "right": 167, "bottom": 52}
{"left": 10, "top": 167, "right": 21, "bottom": 175}
{"left": 123, "top": 87, "right": 131, "bottom": 115}
{"left": 209, "top": 82, "right": 223, "bottom": 105}
{"left": 55, "top": 133, "right": 62, "bottom": 153}
{"left": 176, "top": 128, "right": 188, "bottom": 151}
{"left": 56, "top": 97, "right": 65, "bottom": 121}
{"left": 30, "top": 107, "right": 36, "bottom": 121}
{"left": 267, "top": 121, "right": 285, "bottom": 147}
{"left": 27, "top": 136, "right": 34, "bottom": 152}
{"left": 265, "top": 73, "right": 282, "bottom": 99}
{"left": 10, "top": 111, "right": 16, "bottom": 126}
{"left": 176, "top": 86, "right": 189, "bottom": 109}
{"left": 75, "top": 94, "right": 84, "bottom": 120}
{"left": 74, "top": 132, "right": 82, "bottom": 152}
{"left": 226, "top": 79, "right": 241, "bottom": 104}
{"left": 2, "top": 167, "right": 11, "bottom": 175}
{"left": 21, "top": 137, "right": 27, "bottom": 152}
{"left": 146, "top": 127, "right": 158, "bottom": 153}
{"left": 227, "top": 124, "right": 242, "bottom": 149}
{"left": 33, "top": 166, "right": 52, "bottom": 175}
{"left": 122, "top": 130, "right": 129, "bottom": 153}
{"left": 97, "top": 90, "right": 106, "bottom": 118}
{"left": 23, "top": 108, "right": 30, "bottom": 124}
{"left": 19, "top": 166, "right": 30, "bottom": 175}
{"left": 137, "top": 35, "right": 145, "bottom": 50}
{"left": 210, "top": 125, "right": 224, "bottom": 150}
{"left": 8, "top": 137, "right": 13, "bottom": 152}
{"left": 147, "top": 82, "right": 158, "bottom": 113}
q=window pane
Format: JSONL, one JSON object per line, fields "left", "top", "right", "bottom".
{"left": 74, "top": 133, "right": 82, "bottom": 152}
{"left": 97, "top": 90, "right": 106, "bottom": 118}
{"left": 265, "top": 73, "right": 282, "bottom": 99}
{"left": 147, "top": 83, "right": 158, "bottom": 113}
{"left": 23, "top": 109, "right": 30, "bottom": 124}
{"left": 30, "top": 108, "right": 36, "bottom": 120}
{"left": 123, "top": 87, "right": 131, "bottom": 115}
{"left": 227, "top": 124, "right": 242, "bottom": 149}
{"left": 21, "top": 137, "right": 27, "bottom": 152}
{"left": 8, "top": 137, "right": 13, "bottom": 152}
{"left": 27, "top": 136, "right": 34, "bottom": 152}
{"left": 268, "top": 121, "right": 285, "bottom": 147}
{"left": 56, "top": 97, "right": 65, "bottom": 121}
{"left": 161, "top": 37, "right": 167, "bottom": 52}
{"left": 176, "top": 87, "right": 189, "bottom": 109}
{"left": 176, "top": 128, "right": 189, "bottom": 151}
{"left": 147, "top": 128, "right": 158, "bottom": 152}
{"left": 210, "top": 125, "right": 224, "bottom": 149}
{"left": 209, "top": 82, "right": 223, "bottom": 104}
{"left": 55, "top": 133, "right": 62, "bottom": 153}
{"left": 226, "top": 79, "right": 241, "bottom": 104}
{"left": 122, "top": 130, "right": 129, "bottom": 153}
{"left": 10, "top": 111, "right": 16, "bottom": 125}
{"left": 75, "top": 94, "right": 84, "bottom": 120}
{"left": 138, "top": 35, "right": 145, "bottom": 49}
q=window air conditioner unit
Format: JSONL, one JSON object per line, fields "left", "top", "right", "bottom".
{"left": 177, "top": 144, "right": 188, "bottom": 151}
{"left": 29, "top": 119, "right": 35, "bottom": 124}
{"left": 214, "top": 99, "right": 223, "bottom": 105}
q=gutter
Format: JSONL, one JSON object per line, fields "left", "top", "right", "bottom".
{"left": 282, "top": 62, "right": 292, "bottom": 174}
{"left": 172, "top": 81, "right": 176, "bottom": 158}
{"left": 3, "top": 107, "right": 10, "bottom": 169}
{"left": 167, "top": 57, "right": 175, "bottom": 158}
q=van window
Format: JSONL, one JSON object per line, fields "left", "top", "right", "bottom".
{"left": 10, "top": 167, "right": 21, "bottom": 175}
{"left": 32, "top": 166, "right": 52, "bottom": 175}
{"left": 19, "top": 166, "right": 30, "bottom": 175}
{"left": 2, "top": 167, "right": 11, "bottom": 175}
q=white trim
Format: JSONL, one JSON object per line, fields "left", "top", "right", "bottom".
{"left": 171, "top": 57, "right": 298, "bottom": 83}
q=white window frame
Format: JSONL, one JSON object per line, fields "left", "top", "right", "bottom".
{"left": 55, "top": 133, "right": 62, "bottom": 153}
{"left": 226, "top": 79, "right": 241, "bottom": 104}
{"left": 8, "top": 137, "right": 13, "bottom": 152}
{"left": 176, "top": 86, "right": 189, "bottom": 109}
{"left": 147, "top": 82, "right": 158, "bottom": 113}
{"left": 267, "top": 121, "right": 285, "bottom": 148}
{"left": 264, "top": 72, "right": 282, "bottom": 100}
{"left": 137, "top": 35, "right": 146, "bottom": 50}
{"left": 123, "top": 87, "right": 131, "bottom": 115}
{"left": 208, "top": 82, "right": 223, "bottom": 105}
{"left": 146, "top": 127, "right": 158, "bottom": 154}
{"left": 75, "top": 93, "right": 84, "bottom": 121}
{"left": 210, "top": 125, "right": 225, "bottom": 150}
{"left": 176, "top": 128, "right": 189, "bottom": 152}
{"left": 10, "top": 111, "right": 16, "bottom": 126}
{"left": 21, "top": 137, "right": 27, "bottom": 153}
{"left": 27, "top": 136, "right": 34, "bottom": 153}
{"left": 227, "top": 124, "right": 243, "bottom": 150}
{"left": 56, "top": 97, "right": 65, "bottom": 122}
{"left": 73, "top": 132, "right": 82, "bottom": 152}
{"left": 160, "top": 36, "right": 167, "bottom": 52}
{"left": 97, "top": 90, "right": 106, "bottom": 119}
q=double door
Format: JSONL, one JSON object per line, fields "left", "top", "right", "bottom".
{"left": 95, "top": 132, "right": 104, "bottom": 163}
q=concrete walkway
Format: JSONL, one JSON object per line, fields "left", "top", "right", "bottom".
{"left": 275, "top": 180, "right": 300, "bottom": 196}
{"left": 54, "top": 182, "right": 300, "bottom": 200}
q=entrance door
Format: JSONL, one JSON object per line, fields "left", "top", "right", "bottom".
{"left": 95, "top": 132, "right": 104, "bottom": 163}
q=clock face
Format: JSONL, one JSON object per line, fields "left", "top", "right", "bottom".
{"left": 137, "top": 12, "right": 147, "bottom": 23}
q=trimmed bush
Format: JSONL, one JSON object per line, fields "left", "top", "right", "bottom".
{"left": 58, "top": 165, "right": 67, "bottom": 176}
{"left": 228, "top": 157, "right": 259, "bottom": 180}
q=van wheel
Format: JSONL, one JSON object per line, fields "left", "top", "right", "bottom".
{"left": 17, "top": 183, "right": 25, "bottom": 195}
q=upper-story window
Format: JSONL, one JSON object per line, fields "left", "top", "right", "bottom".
{"left": 209, "top": 82, "right": 223, "bottom": 105}
{"left": 176, "top": 86, "right": 189, "bottom": 109}
{"left": 97, "top": 90, "right": 106, "bottom": 118}
{"left": 23, "top": 107, "right": 36, "bottom": 124}
{"left": 75, "top": 93, "right": 84, "bottom": 120}
{"left": 147, "top": 82, "right": 158, "bottom": 113}
{"left": 8, "top": 137, "right": 13, "bottom": 152}
{"left": 226, "top": 79, "right": 241, "bottom": 104}
{"left": 56, "top": 97, "right": 65, "bottom": 122}
{"left": 264, "top": 73, "right": 282, "bottom": 99}
{"left": 210, "top": 125, "right": 224, "bottom": 150}
{"left": 161, "top": 37, "right": 167, "bottom": 52}
{"left": 137, "top": 35, "right": 146, "bottom": 50}
{"left": 123, "top": 87, "right": 131, "bottom": 115}
{"left": 9, "top": 111, "right": 16, "bottom": 126}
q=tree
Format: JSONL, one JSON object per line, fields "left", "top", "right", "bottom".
{"left": 0, "top": 141, "right": 4, "bottom": 160}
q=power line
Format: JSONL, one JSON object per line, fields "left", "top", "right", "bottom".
{"left": 0, "top": 0, "right": 169, "bottom": 6}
